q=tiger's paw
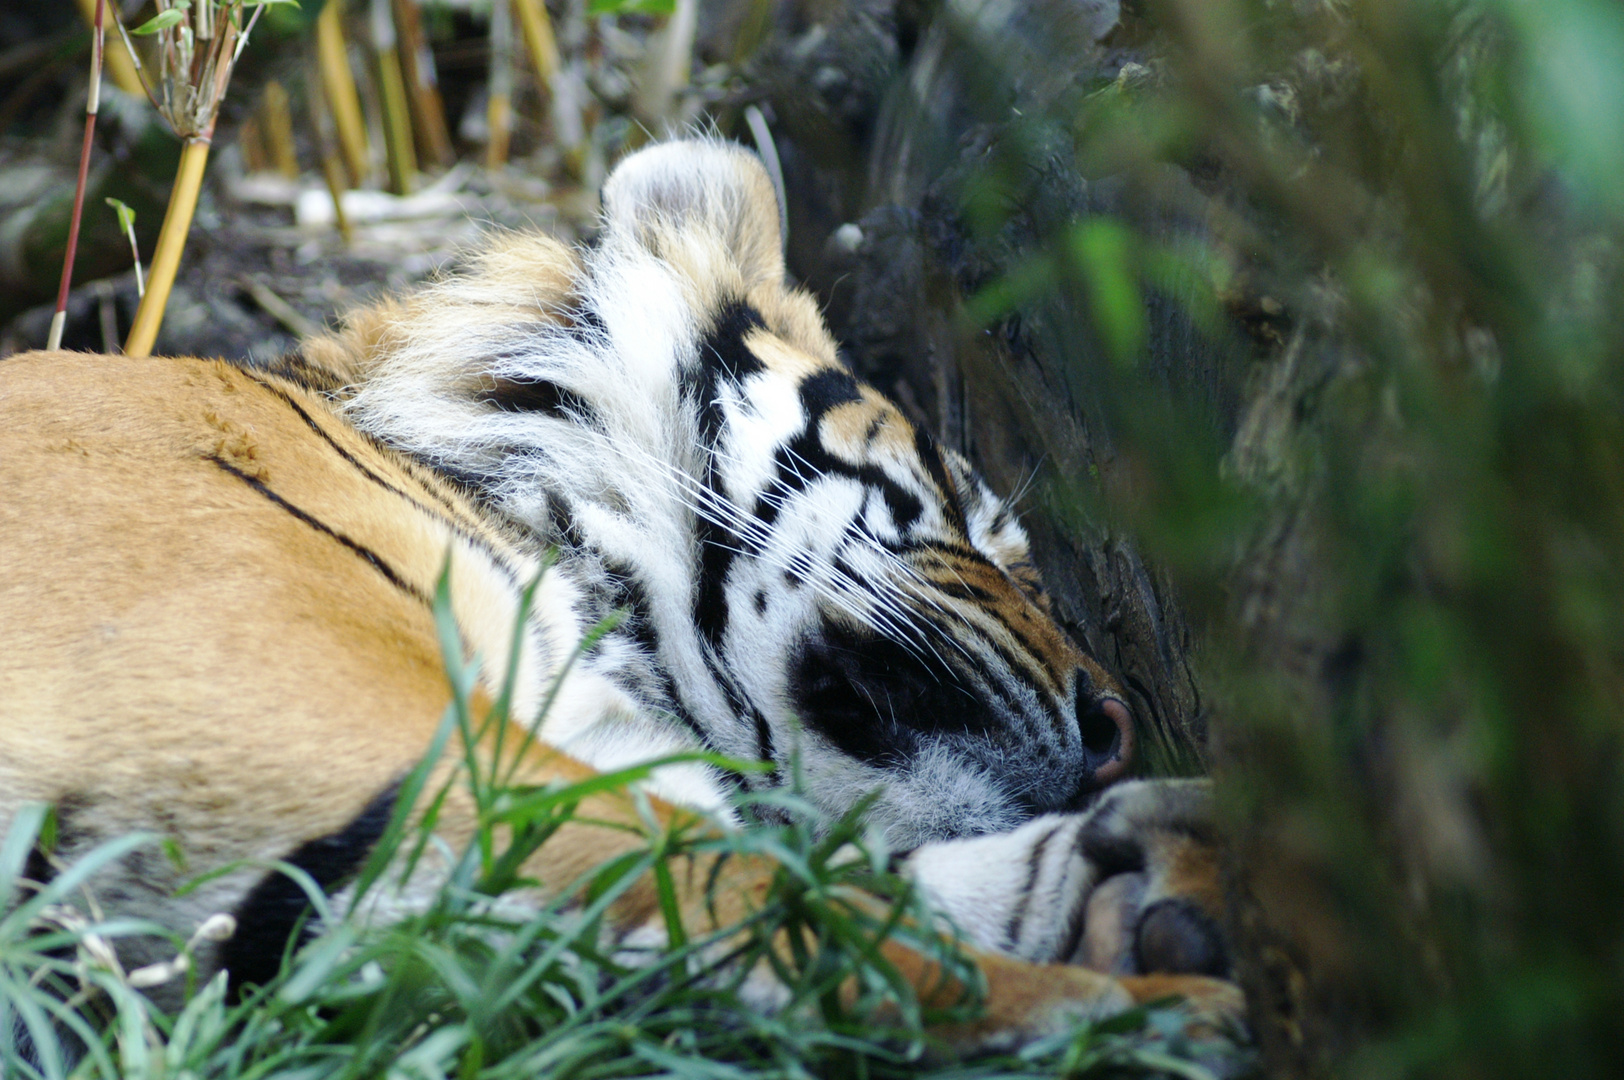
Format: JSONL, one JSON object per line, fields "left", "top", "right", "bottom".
{"left": 901, "top": 777, "right": 1243, "bottom": 1042}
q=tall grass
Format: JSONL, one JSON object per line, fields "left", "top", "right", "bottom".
{"left": 1, "top": 569, "right": 1246, "bottom": 1080}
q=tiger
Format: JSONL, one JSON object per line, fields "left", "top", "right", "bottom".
{"left": 0, "top": 138, "right": 1237, "bottom": 1052}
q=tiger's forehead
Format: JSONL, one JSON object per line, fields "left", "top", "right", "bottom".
{"left": 740, "top": 326, "right": 963, "bottom": 537}
{"left": 817, "top": 392, "right": 918, "bottom": 472}
{"left": 740, "top": 325, "right": 825, "bottom": 381}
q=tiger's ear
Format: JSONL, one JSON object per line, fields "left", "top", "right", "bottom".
{"left": 601, "top": 139, "right": 785, "bottom": 286}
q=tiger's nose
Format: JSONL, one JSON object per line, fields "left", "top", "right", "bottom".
{"left": 1076, "top": 691, "right": 1134, "bottom": 785}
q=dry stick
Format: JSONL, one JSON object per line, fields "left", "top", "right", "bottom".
{"left": 73, "top": 0, "right": 142, "bottom": 98}
{"left": 370, "top": 0, "right": 417, "bottom": 195}
{"left": 731, "top": 0, "right": 773, "bottom": 65}
{"left": 393, "top": 0, "right": 454, "bottom": 169}
{"left": 316, "top": 0, "right": 370, "bottom": 187}
{"left": 48, "top": 0, "right": 105, "bottom": 352}
{"left": 743, "top": 104, "right": 786, "bottom": 251}
{"left": 95, "top": 280, "right": 119, "bottom": 353}
{"left": 238, "top": 274, "right": 321, "bottom": 339}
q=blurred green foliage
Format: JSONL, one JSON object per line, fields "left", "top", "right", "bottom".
{"left": 957, "top": 0, "right": 1624, "bottom": 1075}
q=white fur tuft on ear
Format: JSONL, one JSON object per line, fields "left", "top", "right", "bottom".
{"left": 601, "top": 139, "right": 785, "bottom": 286}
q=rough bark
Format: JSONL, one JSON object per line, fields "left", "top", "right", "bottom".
{"left": 755, "top": 0, "right": 1241, "bottom": 771}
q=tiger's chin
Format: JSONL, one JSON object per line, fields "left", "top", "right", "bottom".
{"left": 793, "top": 738, "right": 1037, "bottom": 850}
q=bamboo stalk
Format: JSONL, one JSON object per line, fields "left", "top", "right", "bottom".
{"left": 124, "top": 138, "right": 209, "bottom": 358}
{"left": 73, "top": 0, "right": 143, "bottom": 99}
{"left": 239, "top": 115, "right": 268, "bottom": 172}
{"left": 370, "top": 0, "right": 416, "bottom": 194}
{"left": 393, "top": 0, "right": 453, "bottom": 168}
{"left": 486, "top": 92, "right": 512, "bottom": 170}
{"left": 117, "top": 2, "right": 266, "bottom": 357}
{"left": 511, "top": 0, "right": 560, "bottom": 92}
{"left": 514, "top": 0, "right": 583, "bottom": 156}
{"left": 49, "top": 0, "right": 106, "bottom": 352}
{"left": 305, "top": 44, "right": 354, "bottom": 242}
{"left": 636, "top": 0, "right": 698, "bottom": 130}
{"left": 486, "top": 0, "right": 514, "bottom": 170}
{"left": 316, "top": 0, "right": 370, "bottom": 187}
{"left": 262, "top": 80, "right": 299, "bottom": 179}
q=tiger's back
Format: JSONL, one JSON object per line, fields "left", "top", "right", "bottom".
{"left": 2, "top": 350, "right": 573, "bottom": 981}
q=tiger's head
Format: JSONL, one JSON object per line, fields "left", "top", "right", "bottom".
{"left": 325, "top": 140, "right": 1134, "bottom": 847}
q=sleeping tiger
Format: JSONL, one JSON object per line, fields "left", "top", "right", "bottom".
{"left": 0, "top": 139, "right": 1237, "bottom": 1051}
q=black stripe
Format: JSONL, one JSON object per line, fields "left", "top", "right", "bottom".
{"left": 208, "top": 456, "right": 430, "bottom": 606}
{"left": 927, "top": 576, "right": 996, "bottom": 604}
{"left": 693, "top": 502, "right": 734, "bottom": 650}
{"left": 910, "top": 550, "right": 1069, "bottom": 717}
{"left": 222, "top": 781, "right": 402, "bottom": 995}
{"left": 697, "top": 637, "right": 779, "bottom": 775}
{"left": 1004, "top": 819, "right": 1058, "bottom": 948}
{"left": 1055, "top": 884, "right": 1091, "bottom": 964}
{"left": 238, "top": 370, "right": 504, "bottom": 558}
{"left": 547, "top": 492, "right": 589, "bottom": 551}
{"left": 697, "top": 300, "right": 767, "bottom": 389}
{"left": 478, "top": 374, "right": 596, "bottom": 422}
{"left": 686, "top": 301, "right": 767, "bottom": 654}
{"left": 798, "top": 368, "right": 862, "bottom": 418}
{"left": 602, "top": 560, "right": 770, "bottom": 784}
{"left": 568, "top": 304, "right": 608, "bottom": 339}
{"left": 599, "top": 564, "right": 711, "bottom": 748}
{"left": 754, "top": 429, "right": 924, "bottom": 533}
{"left": 259, "top": 352, "right": 348, "bottom": 394}
{"left": 911, "top": 426, "right": 966, "bottom": 535}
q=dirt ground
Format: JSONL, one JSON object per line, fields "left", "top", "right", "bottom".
{"left": 0, "top": 145, "right": 602, "bottom": 364}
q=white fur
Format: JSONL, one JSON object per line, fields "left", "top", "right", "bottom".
{"left": 340, "top": 139, "right": 1127, "bottom": 886}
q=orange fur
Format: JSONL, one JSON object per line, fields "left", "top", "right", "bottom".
{"left": 0, "top": 347, "right": 1234, "bottom": 1051}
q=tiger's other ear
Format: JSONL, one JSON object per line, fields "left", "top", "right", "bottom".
{"left": 601, "top": 139, "right": 785, "bottom": 287}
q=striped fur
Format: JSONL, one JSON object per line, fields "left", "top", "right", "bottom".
{"left": 313, "top": 140, "right": 1135, "bottom": 847}
{"left": 0, "top": 140, "right": 1238, "bottom": 1043}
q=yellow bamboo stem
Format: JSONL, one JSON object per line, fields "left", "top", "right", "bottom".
{"left": 393, "top": 0, "right": 454, "bottom": 168}
{"left": 305, "top": 44, "right": 354, "bottom": 242}
{"left": 263, "top": 80, "right": 300, "bottom": 179}
{"left": 316, "top": 1, "right": 370, "bottom": 187}
{"left": 125, "top": 138, "right": 210, "bottom": 358}
{"left": 239, "top": 114, "right": 268, "bottom": 172}
{"left": 74, "top": 0, "right": 143, "bottom": 99}
{"left": 376, "top": 46, "right": 418, "bottom": 193}
{"left": 486, "top": 0, "right": 514, "bottom": 169}
{"left": 511, "top": 0, "right": 560, "bottom": 92}
{"left": 486, "top": 92, "right": 512, "bottom": 170}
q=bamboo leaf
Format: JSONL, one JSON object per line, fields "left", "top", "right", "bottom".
{"left": 105, "top": 196, "right": 137, "bottom": 235}
{"left": 132, "top": 9, "right": 187, "bottom": 36}
{"left": 588, "top": 0, "right": 676, "bottom": 15}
